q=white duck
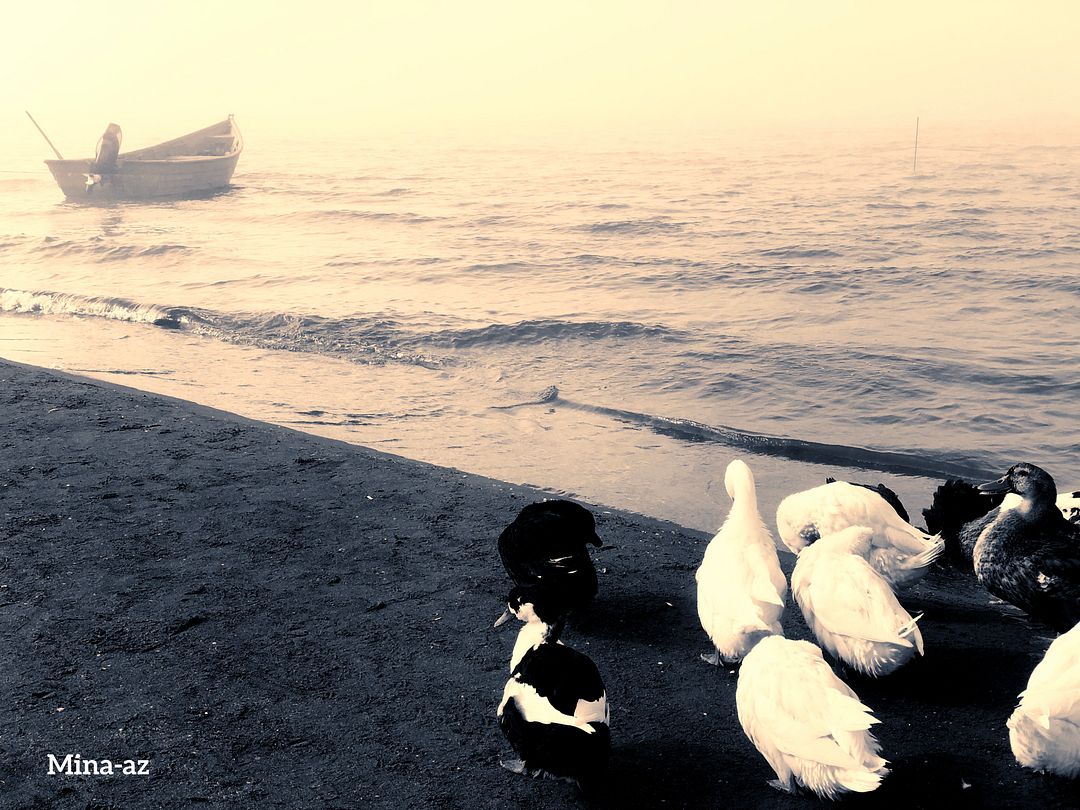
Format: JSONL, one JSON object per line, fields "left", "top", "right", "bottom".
{"left": 736, "top": 635, "right": 889, "bottom": 798}
{"left": 792, "top": 526, "right": 924, "bottom": 677}
{"left": 1007, "top": 620, "right": 1080, "bottom": 777}
{"left": 776, "top": 480, "right": 944, "bottom": 588}
{"left": 696, "top": 459, "right": 787, "bottom": 666}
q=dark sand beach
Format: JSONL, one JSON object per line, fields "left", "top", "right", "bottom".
{"left": 2, "top": 358, "right": 1078, "bottom": 809}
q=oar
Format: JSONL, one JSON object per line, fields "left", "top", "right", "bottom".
{"left": 25, "top": 111, "right": 65, "bottom": 160}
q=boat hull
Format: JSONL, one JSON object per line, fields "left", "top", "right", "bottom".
{"left": 46, "top": 154, "right": 240, "bottom": 200}
{"left": 44, "top": 117, "right": 242, "bottom": 201}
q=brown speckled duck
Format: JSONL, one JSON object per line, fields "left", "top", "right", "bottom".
{"left": 973, "top": 463, "right": 1080, "bottom": 632}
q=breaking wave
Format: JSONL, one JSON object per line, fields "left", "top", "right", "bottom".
{"left": 0, "top": 289, "right": 679, "bottom": 368}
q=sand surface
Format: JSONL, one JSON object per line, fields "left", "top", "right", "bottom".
{"left": 1, "top": 358, "right": 1077, "bottom": 809}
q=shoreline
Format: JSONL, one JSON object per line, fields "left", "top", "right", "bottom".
{"left": 2, "top": 358, "right": 1078, "bottom": 808}
{"left": 0, "top": 312, "right": 952, "bottom": 535}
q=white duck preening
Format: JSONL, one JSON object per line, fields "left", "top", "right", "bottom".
{"left": 736, "top": 635, "right": 889, "bottom": 798}
{"left": 1007, "top": 620, "right": 1080, "bottom": 777}
{"left": 776, "top": 479, "right": 944, "bottom": 588}
{"left": 792, "top": 525, "right": 925, "bottom": 677}
{"left": 696, "top": 459, "right": 787, "bottom": 666}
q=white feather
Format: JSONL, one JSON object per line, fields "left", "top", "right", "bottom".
{"left": 792, "top": 526, "right": 925, "bottom": 677}
{"left": 776, "top": 481, "right": 943, "bottom": 588}
{"left": 1008, "top": 621, "right": 1080, "bottom": 777}
{"left": 498, "top": 676, "right": 605, "bottom": 734}
{"left": 574, "top": 695, "right": 610, "bottom": 726}
{"left": 736, "top": 635, "right": 888, "bottom": 798}
{"left": 509, "top": 619, "right": 547, "bottom": 672}
{"left": 696, "top": 460, "right": 788, "bottom": 663}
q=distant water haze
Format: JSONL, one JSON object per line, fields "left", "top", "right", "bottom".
{"left": 2, "top": 132, "right": 1077, "bottom": 530}
{"left": 5, "top": 1, "right": 1080, "bottom": 146}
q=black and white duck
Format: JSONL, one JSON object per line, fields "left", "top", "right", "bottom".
{"left": 496, "top": 586, "right": 610, "bottom": 793}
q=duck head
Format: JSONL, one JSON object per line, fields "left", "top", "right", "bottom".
{"left": 501, "top": 585, "right": 569, "bottom": 670}
{"left": 546, "top": 500, "right": 603, "bottom": 547}
{"left": 978, "top": 463, "right": 1058, "bottom": 515}
{"left": 494, "top": 585, "right": 567, "bottom": 637}
{"left": 724, "top": 458, "right": 757, "bottom": 503}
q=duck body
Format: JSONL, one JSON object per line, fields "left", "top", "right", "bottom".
{"left": 498, "top": 500, "right": 601, "bottom": 616}
{"left": 972, "top": 464, "right": 1080, "bottom": 632}
{"left": 925, "top": 478, "right": 1079, "bottom": 563}
{"left": 498, "top": 643, "right": 611, "bottom": 786}
{"left": 736, "top": 635, "right": 888, "bottom": 798}
{"left": 697, "top": 460, "right": 787, "bottom": 665}
{"left": 776, "top": 481, "right": 943, "bottom": 588}
{"left": 825, "top": 477, "right": 910, "bottom": 522}
{"left": 497, "top": 593, "right": 609, "bottom": 790}
{"left": 792, "top": 526, "right": 924, "bottom": 677}
{"left": 1007, "top": 620, "right": 1080, "bottom": 777}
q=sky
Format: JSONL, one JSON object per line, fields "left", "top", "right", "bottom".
{"left": 3, "top": 1, "right": 1080, "bottom": 156}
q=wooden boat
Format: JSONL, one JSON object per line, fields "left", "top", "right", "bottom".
{"left": 45, "top": 116, "right": 243, "bottom": 200}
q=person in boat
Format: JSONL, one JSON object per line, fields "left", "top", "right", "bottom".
{"left": 90, "top": 123, "right": 122, "bottom": 173}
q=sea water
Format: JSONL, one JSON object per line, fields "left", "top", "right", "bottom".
{"left": 2, "top": 130, "right": 1078, "bottom": 531}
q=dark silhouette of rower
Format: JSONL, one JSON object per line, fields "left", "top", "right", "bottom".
{"left": 90, "top": 123, "right": 122, "bottom": 173}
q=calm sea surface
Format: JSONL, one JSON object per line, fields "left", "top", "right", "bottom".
{"left": 2, "top": 131, "right": 1078, "bottom": 531}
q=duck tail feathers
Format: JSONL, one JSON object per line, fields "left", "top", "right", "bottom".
{"left": 901, "top": 536, "right": 945, "bottom": 571}
{"left": 824, "top": 690, "right": 880, "bottom": 732}
{"left": 838, "top": 765, "right": 888, "bottom": 794}
{"left": 882, "top": 523, "right": 940, "bottom": 555}
{"left": 897, "top": 612, "right": 925, "bottom": 655}
{"left": 922, "top": 479, "right": 1003, "bottom": 555}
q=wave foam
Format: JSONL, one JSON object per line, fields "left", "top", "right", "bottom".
{"left": 0, "top": 288, "right": 185, "bottom": 327}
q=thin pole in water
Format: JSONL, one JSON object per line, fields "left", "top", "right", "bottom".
{"left": 912, "top": 116, "right": 920, "bottom": 176}
{"left": 25, "top": 111, "right": 65, "bottom": 160}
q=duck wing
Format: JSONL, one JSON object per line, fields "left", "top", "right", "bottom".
{"left": 698, "top": 539, "right": 786, "bottom": 640}
{"left": 500, "top": 539, "right": 597, "bottom": 584}
{"left": 748, "top": 641, "right": 883, "bottom": 767}
{"left": 804, "top": 556, "right": 918, "bottom": 647}
{"left": 1019, "top": 625, "right": 1080, "bottom": 724}
{"left": 828, "top": 478, "right": 910, "bottom": 523}
{"left": 512, "top": 643, "right": 607, "bottom": 723}
{"left": 1026, "top": 539, "right": 1080, "bottom": 630}
{"left": 498, "top": 502, "right": 601, "bottom": 586}
{"left": 981, "top": 522, "right": 1080, "bottom": 631}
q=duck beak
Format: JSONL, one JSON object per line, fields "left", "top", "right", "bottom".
{"left": 493, "top": 608, "right": 512, "bottom": 628}
{"left": 977, "top": 475, "right": 1011, "bottom": 494}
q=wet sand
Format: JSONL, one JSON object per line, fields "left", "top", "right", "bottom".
{"left": 1, "top": 358, "right": 1076, "bottom": 808}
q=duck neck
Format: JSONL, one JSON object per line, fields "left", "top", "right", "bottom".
{"left": 510, "top": 620, "right": 550, "bottom": 671}
{"left": 1016, "top": 492, "right": 1056, "bottom": 522}
{"left": 725, "top": 487, "right": 763, "bottom": 535}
